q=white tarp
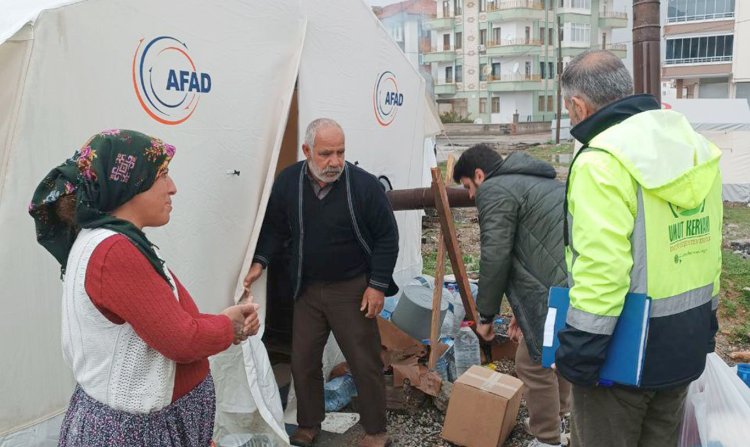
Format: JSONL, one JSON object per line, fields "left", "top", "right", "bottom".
{"left": 663, "top": 99, "right": 750, "bottom": 132}
{"left": 0, "top": 0, "right": 434, "bottom": 445}
{"left": 664, "top": 99, "right": 750, "bottom": 203}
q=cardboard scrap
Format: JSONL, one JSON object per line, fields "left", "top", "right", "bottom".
{"left": 321, "top": 412, "right": 360, "bottom": 434}
{"left": 392, "top": 359, "right": 442, "bottom": 397}
{"left": 378, "top": 316, "right": 427, "bottom": 360}
{"left": 377, "top": 317, "right": 447, "bottom": 397}
{"left": 730, "top": 351, "right": 750, "bottom": 362}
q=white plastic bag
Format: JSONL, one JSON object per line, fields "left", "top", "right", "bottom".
{"left": 678, "top": 353, "right": 750, "bottom": 447}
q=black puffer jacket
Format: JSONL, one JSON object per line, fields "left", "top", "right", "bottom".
{"left": 475, "top": 152, "right": 567, "bottom": 362}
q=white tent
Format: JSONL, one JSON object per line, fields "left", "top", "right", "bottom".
{"left": 0, "top": 0, "right": 442, "bottom": 445}
{"left": 663, "top": 99, "right": 750, "bottom": 203}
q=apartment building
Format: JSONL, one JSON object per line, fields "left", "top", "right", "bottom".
{"left": 374, "top": 0, "right": 437, "bottom": 70}
{"left": 661, "top": 0, "right": 746, "bottom": 100}
{"left": 424, "top": 0, "right": 627, "bottom": 123}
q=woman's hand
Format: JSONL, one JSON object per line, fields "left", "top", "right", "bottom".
{"left": 222, "top": 301, "right": 261, "bottom": 345}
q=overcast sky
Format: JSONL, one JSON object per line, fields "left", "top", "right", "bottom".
{"left": 368, "top": 0, "right": 400, "bottom": 6}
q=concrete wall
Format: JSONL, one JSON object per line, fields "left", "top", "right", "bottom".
{"left": 443, "top": 121, "right": 551, "bottom": 135}
{"left": 493, "top": 91, "right": 534, "bottom": 123}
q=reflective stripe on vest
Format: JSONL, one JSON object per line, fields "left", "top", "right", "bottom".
{"left": 566, "top": 188, "right": 715, "bottom": 335}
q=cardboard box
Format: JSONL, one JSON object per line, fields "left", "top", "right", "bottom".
{"left": 481, "top": 337, "right": 518, "bottom": 363}
{"left": 441, "top": 366, "right": 524, "bottom": 447}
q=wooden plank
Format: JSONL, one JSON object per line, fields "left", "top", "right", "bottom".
{"left": 427, "top": 232, "right": 446, "bottom": 370}
{"left": 427, "top": 156, "right": 455, "bottom": 370}
{"left": 431, "top": 168, "right": 479, "bottom": 325}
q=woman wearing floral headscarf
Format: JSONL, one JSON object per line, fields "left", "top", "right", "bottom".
{"left": 29, "top": 130, "right": 259, "bottom": 447}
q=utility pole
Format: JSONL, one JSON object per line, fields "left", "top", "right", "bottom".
{"left": 544, "top": 0, "right": 550, "bottom": 121}
{"left": 633, "top": 0, "right": 661, "bottom": 102}
{"left": 555, "top": 15, "right": 563, "bottom": 144}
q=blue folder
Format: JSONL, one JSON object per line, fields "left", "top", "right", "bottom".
{"left": 542, "top": 287, "right": 651, "bottom": 386}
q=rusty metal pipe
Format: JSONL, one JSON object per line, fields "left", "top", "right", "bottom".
{"left": 387, "top": 186, "right": 475, "bottom": 211}
{"left": 633, "top": 0, "right": 661, "bottom": 102}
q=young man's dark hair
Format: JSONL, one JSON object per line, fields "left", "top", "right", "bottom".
{"left": 452, "top": 143, "right": 502, "bottom": 184}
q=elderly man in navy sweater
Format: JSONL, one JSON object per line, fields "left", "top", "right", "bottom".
{"left": 245, "top": 118, "right": 399, "bottom": 447}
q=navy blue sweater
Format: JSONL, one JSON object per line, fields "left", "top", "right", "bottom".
{"left": 254, "top": 161, "right": 399, "bottom": 298}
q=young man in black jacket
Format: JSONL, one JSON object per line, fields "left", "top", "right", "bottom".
{"left": 245, "top": 118, "right": 398, "bottom": 447}
{"left": 454, "top": 144, "right": 570, "bottom": 447}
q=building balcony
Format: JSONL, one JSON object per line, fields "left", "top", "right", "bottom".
{"left": 423, "top": 49, "right": 457, "bottom": 63}
{"left": 662, "top": 64, "right": 732, "bottom": 80}
{"left": 434, "top": 83, "right": 457, "bottom": 95}
{"left": 662, "top": 57, "right": 732, "bottom": 80}
{"left": 560, "top": 46, "right": 591, "bottom": 58}
{"left": 666, "top": 11, "right": 734, "bottom": 24}
{"left": 487, "top": 74, "right": 543, "bottom": 92}
{"left": 665, "top": 55, "right": 732, "bottom": 66}
{"left": 599, "top": 10, "right": 628, "bottom": 29}
{"left": 425, "top": 16, "right": 455, "bottom": 30}
{"left": 606, "top": 43, "right": 627, "bottom": 58}
{"left": 486, "top": 0, "right": 545, "bottom": 22}
{"left": 485, "top": 39, "right": 543, "bottom": 57}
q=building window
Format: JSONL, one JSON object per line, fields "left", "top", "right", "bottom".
{"left": 525, "top": 26, "right": 531, "bottom": 44}
{"left": 443, "top": 0, "right": 450, "bottom": 17}
{"left": 667, "top": 0, "right": 736, "bottom": 23}
{"left": 480, "top": 98, "right": 487, "bottom": 113}
{"left": 569, "top": 0, "right": 591, "bottom": 8}
{"left": 538, "top": 96, "right": 546, "bottom": 112}
{"left": 493, "top": 27, "right": 502, "bottom": 45}
{"left": 549, "top": 62, "right": 554, "bottom": 79}
{"left": 665, "top": 34, "right": 734, "bottom": 64}
{"left": 479, "top": 0, "right": 486, "bottom": 12}
{"left": 525, "top": 61, "right": 532, "bottom": 78}
{"left": 540, "top": 27, "right": 546, "bottom": 43}
{"left": 550, "top": 28, "right": 555, "bottom": 44}
{"left": 548, "top": 95, "right": 554, "bottom": 111}
{"left": 444, "top": 34, "right": 451, "bottom": 51}
{"left": 570, "top": 23, "right": 591, "bottom": 43}
{"left": 455, "top": 32, "right": 463, "bottom": 49}
{"left": 540, "top": 62, "right": 546, "bottom": 79}
{"left": 445, "top": 66, "right": 454, "bottom": 83}
{"left": 480, "top": 63, "right": 488, "bottom": 81}
{"left": 492, "top": 97, "right": 500, "bottom": 113}
{"left": 456, "top": 65, "right": 463, "bottom": 83}
{"left": 390, "top": 25, "right": 403, "bottom": 42}
{"left": 454, "top": 0, "right": 463, "bottom": 16}
{"left": 480, "top": 29, "right": 487, "bottom": 45}
{"left": 491, "top": 62, "right": 501, "bottom": 80}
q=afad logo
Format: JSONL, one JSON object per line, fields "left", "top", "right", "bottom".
{"left": 132, "top": 36, "right": 212, "bottom": 125}
{"left": 373, "top": 71, "right": 404, "bottom": 127}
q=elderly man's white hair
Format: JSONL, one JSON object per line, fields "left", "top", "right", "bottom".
{"left": 304, "top": 118, "right": 344, "bottom": 150}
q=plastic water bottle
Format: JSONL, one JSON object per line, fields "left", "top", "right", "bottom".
{"left": 434, "top": 339, "right": 458, "bottom": 383}
{"left": 454, "top": 321, "right": 481, "bottom": 378}
{"left": 324, "top": 373, "right": 357, "bottom": 412}
{"left": 380, "top": 294, "right": 400, "bottom": 320}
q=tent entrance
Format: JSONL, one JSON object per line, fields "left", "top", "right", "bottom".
{"left": 263, "top": 87, "right": 298, "bottom": 406}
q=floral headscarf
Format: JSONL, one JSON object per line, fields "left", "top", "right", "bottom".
{"left": 29, "top": 129, "right": 176, "bottom": 285}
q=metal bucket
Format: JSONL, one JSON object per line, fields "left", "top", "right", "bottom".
{"left": 391, "top": 285, "right": 450, "bottom": 341}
